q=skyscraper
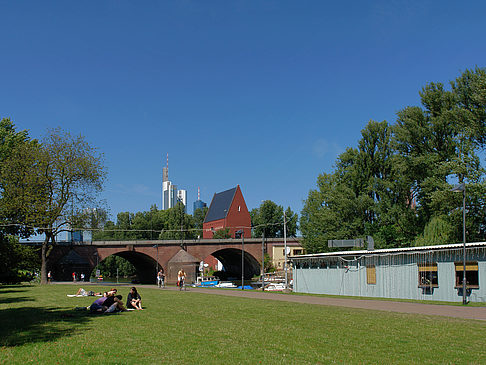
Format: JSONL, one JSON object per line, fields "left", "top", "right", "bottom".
{"left": 177, "top": 189, "right": 187, "bottom": 212}
{"left": 193, "top": 187, "right": 207, "bottom": 213}
{"left": 162, "top": 154, "right": 185, "bottom": 211}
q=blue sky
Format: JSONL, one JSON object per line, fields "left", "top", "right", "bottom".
{"left": 1, "top": 1, "right": 485, "bottom": 220}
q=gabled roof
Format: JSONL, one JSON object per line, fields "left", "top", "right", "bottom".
{"left": 168, "top": 249, "right": 200, "bottom": 263}
{"left": 204, "top": 186, "right": 237, "bottom": 223}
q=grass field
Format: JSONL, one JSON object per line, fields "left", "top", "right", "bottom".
{"left": 1, "top": 284, "right": 485, "bottom": 364}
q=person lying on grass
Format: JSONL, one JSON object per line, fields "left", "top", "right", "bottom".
{"left": 70, "top": 288, "right": 103, "bottom": 297}
{"left": 126, "top": 287, "right": 143, "bottom": 310}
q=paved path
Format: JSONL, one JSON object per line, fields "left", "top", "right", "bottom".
{"left": 170, "top": 286, "right": 486, "bottom": 321}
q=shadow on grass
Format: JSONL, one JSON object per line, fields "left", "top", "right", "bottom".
{"left": 0, "top": 296, "right": 35, "bottom": 305}
{"left": 0, "top": 306, "right": 93, "bottom": 347}
{"left": 0, "top": 284, "right": 34, "bottom": 290}
{"left": 0, "top": 289, "right": 29, "bottom": 295}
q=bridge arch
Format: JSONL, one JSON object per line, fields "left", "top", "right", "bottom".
{"left": 93, "top": 251, "right": 158, "bottom": 284}
{"left": 210, "top": 248, "right": 260, "bottom": 280}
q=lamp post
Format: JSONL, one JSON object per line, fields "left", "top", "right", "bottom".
{"left": 236, "top": 229, "right": 245, "bottom": 290}
{"left": 152, "top": 244, "right": 159, "bottom": 283}
{"left": 451, "top": 182, "right": 467, "bottom": 305}
{"left": 261, "top": 230, "right": 265, "bottom": 291}
{"left": 283, "top": 211, "right": 288, "bottom": 290}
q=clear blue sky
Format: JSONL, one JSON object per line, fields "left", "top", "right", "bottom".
{"left": 1, "top": 1, "right": 485, "bottom": 220}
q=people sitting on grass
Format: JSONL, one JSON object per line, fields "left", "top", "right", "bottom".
{"left": 126, "top": 287, "right": 143, "bottom": 310}
{"left": 103, "top": 294, "right": 127, "bottom": 313}
{"left": 89, "top": 293, "right": 126, "bottom": 313}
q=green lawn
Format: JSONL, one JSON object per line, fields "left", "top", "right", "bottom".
{"left": 1, "top": 285, "right": 485, "bottom": 364}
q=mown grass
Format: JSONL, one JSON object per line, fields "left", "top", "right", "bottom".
{"left": 1, "top": 284, "right": 485, "bottom": 364}
{"left": 285, "top": 291, "right": 486, "bottom": 307}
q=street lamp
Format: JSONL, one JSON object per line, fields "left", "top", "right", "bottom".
{"left": 152, "top": 244, "right": 159, "bottom": 282}
{"left": 261, "top": 230, "right": 265, "bottom": 292}
{"left": 283, "top": 211, "right": 288, "bottom": 290}
{"left": 236, "top": 229, "right": 245, "bottom": 290}
{"left": 451, "top": 182, "right": 467, "bottom": 305}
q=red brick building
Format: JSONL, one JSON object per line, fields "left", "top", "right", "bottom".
{"left": 203, "top": 185, "right": 251, "bottom": 239}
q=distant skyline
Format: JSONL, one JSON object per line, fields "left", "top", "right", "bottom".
{"left": 1, "top": 1, "right": 485, "bottom": 220}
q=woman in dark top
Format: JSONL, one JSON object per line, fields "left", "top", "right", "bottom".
{"left": 126, "top": 287, "right": 143, "bottom": 310}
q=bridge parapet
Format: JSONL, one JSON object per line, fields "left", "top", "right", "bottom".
{"left": 89, "top": 237, "right": 302, "bottom": 247}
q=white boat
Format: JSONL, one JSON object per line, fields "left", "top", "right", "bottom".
{"left": 195, "top": 276, "right": 219, "bottom": 287}
{"left": 215, "top": 281, "right": 237, "bottom": 288}
{"left": 264, "top": 282, "right": 287, "bottom": 291}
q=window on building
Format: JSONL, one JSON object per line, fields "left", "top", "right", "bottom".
{"left": 293, "top": 249, "right": 303, "bottom": 255}
{"left": 366, "top": 265, "right": 376, "bottom": 285}
{"left": 454, "top": 262, "right": 479, "bottom": 289}
{"left": 418, "top": 263, "right": 438, "bottom": 288}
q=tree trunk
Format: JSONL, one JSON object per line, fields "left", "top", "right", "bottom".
{"left": 40, "top": 237, "right": 48, "bottom": 285}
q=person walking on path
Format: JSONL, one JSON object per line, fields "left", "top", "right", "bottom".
{"left": 157, "top": 269, "right": 165, "bottom": 288}
{"left": 177, "top": 269, "right": 186, "bottom": 291}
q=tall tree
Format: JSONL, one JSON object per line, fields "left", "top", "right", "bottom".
{"left": 0, "top": 118, "right": 40, "bottom": 282}
{"left": 301, "top": 68, "right": 486, "bottom": 253}
{"left": 1, "top": 128, "right": 106, "bottom": 284}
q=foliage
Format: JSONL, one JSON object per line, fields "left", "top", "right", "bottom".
{"left": 263, "top": 253, "right": 275, "bottom": 273}
{"left": 213, "top": 227, "right": 231, "bottom": 239}
{"left": 415, "top": 216, "right": 455, "bottom": 246}
{"left": 0, "top": 234, "right": 40, "bottom": 283}
{"left": 251, "top": 200, "right": 298, "bottom": 238}
{"left": 94, "top": 204, "right": 206, "bottom": 241}
{"left": 301, "top": 68, "right": 486, "bottom": 253}
{"left": 0, "top": 119, "right": 40, "bottom": 282}
{"left": 193, "top": 206, "right": 208, "bottom": 239}
{"left": 0, "top": 126, "right": 106, "bottom": 284}
{"left": 92, "top": 255, "right": 136, "bottom": 277}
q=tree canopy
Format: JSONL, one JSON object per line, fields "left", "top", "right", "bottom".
{"left": 250, "top": 200, "right": 298, "bottom": 238}
{"left": 0, "top": 125, "right": 106, "bottom": 284}
{"left": 301, "top": 68, "right": 486, "bottom": 253}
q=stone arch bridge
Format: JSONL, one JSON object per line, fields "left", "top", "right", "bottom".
{"left": 45, "top": 237, "right": 302, "bottom": 284}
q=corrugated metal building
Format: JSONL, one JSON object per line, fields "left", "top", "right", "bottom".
{"left": 290, "top": 242, "right": 486, "bottom": 303}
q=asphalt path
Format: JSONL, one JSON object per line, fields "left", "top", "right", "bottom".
{"left": 60, "top": 282, "right": 486, "bottom": 321}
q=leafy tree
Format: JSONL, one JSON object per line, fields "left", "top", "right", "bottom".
{"left": 1, "top": 127, "right": 106, "bottom": 284}
{"left": 93, "top": 255, "right": 136, "bottom": 277}
{"left": 251, "top": 200, "right": 298, "bottom": 238}
{"left": 415, "top": 216, "right": 455, "bottom": 246}
{"left": 193, "top": 206, "right": 208, "bottom": 239}
{"left": 159, "top": 202, "right": 195, "bottom": 240}
{"left": 93, "top": 220, "right": 116, "bottom": 241}
{"left": 0, "top": 118, "right": 40, "bottom": 282}
{"left": 213, "top": 228, "right": 231, "bottom": 239}
{"left": 263, "top": 253, "right": 275, "bottom": 273}
{"left": 301, "top": 68, "right": 486, "bottom": 253}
